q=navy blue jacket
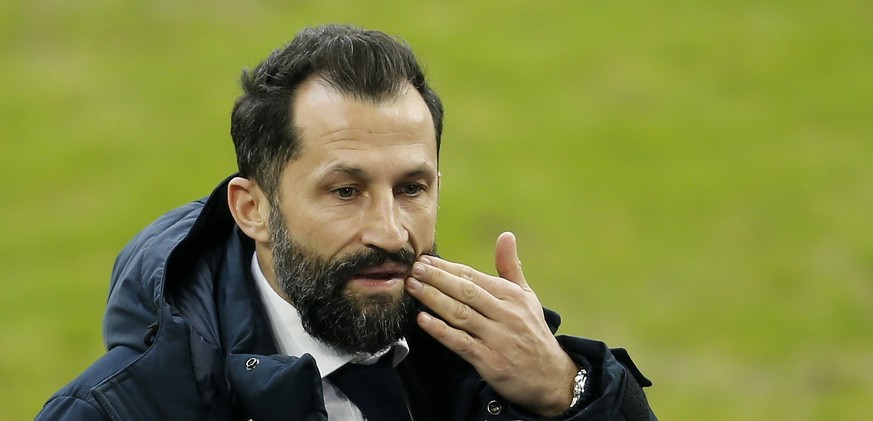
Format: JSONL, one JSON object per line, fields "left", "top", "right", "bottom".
{"left": 36, "top": 176, "right": 656, "bottom": 420}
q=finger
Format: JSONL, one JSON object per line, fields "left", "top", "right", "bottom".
{"left": 414, "top": 256, "right": 506, "bottom": 298}
{"left": 415, "top": 311, "right": 487, "bottom": 362}
{"left": 406, "top": 271, "right": 495, "bottom": 333}
{"left": 495, "top": 232, "right": 529, "bottom": 288}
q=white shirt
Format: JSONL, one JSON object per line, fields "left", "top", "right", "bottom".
{"left": 250, "top": 254, "right": 410, "bottom": 420}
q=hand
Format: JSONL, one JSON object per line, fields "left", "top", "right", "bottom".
{"left": 405, "top": 232, "right": 578, "bottom": 416}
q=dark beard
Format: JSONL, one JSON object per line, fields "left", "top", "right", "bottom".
{"left": 269, "top": 209, "right": 425, "bottom": 354}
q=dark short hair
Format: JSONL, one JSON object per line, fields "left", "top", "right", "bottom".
{"left": 230, "top": 24, "right": 444, "bottom": 198}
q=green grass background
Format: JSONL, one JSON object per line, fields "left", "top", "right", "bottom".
{"left": 2, "top": 1, "right": 872, "bottom": 419}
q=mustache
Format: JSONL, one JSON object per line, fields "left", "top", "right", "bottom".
{"left": 328, "top": 247, "right": 418, "bottom": 283}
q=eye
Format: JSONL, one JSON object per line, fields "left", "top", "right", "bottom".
{"left": 399, "top": 183, "right": 425, "bottom": 196}
{"left": 333, "top": 187, "right": 359, "bottom": 199}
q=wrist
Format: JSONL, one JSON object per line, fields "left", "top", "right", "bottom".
{"left": 527, "top": 354, "right": 579, "bottom": 417}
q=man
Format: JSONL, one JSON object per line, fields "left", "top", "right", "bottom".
{"left": 37, "top": 24, "right": 655, "bottom": 420}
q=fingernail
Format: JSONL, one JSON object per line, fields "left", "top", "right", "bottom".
{"left": 407, "top": 278, "right": 422, "bottom": 291}
{"left": 412, "top": 262, "right": 426, "bottom": 276}
{"left": 418, "top": 256, "right": 431, "bottom": 265}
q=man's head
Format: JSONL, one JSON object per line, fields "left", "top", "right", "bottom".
{"left": 227, "top": 25, "right": 442, "bottom": 354}
{"left": 230, "top": 24, "right": 444, "bottom": 200}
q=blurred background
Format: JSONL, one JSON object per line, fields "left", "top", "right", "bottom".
{"left": 2, "top": 0, "right": 871, "bottom": 419}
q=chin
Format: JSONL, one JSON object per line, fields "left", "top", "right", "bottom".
{"left": 354, "top": 289, "right": 406, "bottom": 312}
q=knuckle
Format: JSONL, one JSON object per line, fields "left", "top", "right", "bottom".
{"left": 458, "top": 333, "right": 476, "bottom": 355}
{"left": 431, "top": 267, "right": 445, "bottom": 283}
{"left": 461, "top": 281, "right": 479, "bottom": 301}
{"left": 432, "top": 318, "right": 450, "bottom": 337}
{"left": 425, "top": 284, "right": 441, "bottom": 301}
{"left": 460, "top": 265, "right": 476, "bottom": 281}
{"left": 501, "top": 283, "right": 528, "bottom": 302}
{"left": 453, "top": 302, "right": 472, "bottom": 321}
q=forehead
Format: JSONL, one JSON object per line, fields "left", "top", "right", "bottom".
{"left": 290, "top": 78, "right": 437, "bottom": 159}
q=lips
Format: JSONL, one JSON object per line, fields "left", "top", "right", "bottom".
{"left": 352, "top": 262, "right": 411, "bottom": 281}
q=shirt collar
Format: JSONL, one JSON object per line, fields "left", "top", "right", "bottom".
{"left": 250, "top": 253, "right": 409, "bottom": 377}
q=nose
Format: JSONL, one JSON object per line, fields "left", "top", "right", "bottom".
{"left": 360, "top": 193, "right": 409, "bottom": 252}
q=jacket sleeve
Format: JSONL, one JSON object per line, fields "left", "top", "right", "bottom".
{"left": 471, "top": 309, "right": 656, "bottom": 420}
{"left": 33, "top": 345, "right": 141, "bottom": 421}
{"left": 468, "top": 336, "right": 656, "bottom": 421}
{"left": 552, "top": 336, "right": 657, "bottom": 420}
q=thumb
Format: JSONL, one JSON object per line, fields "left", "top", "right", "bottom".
{"left": 495, "top": 231, "right": 528, "bottom": 287}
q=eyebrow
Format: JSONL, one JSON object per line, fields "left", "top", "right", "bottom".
{"left": 326, "top": 163, "right": 437, "bottom": 181}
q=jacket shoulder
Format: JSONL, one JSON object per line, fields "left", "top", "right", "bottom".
{"left": 103, "top": 199, "right": 207, "bottom": 351}
{"left": 36, "top": 396, "right": 107, "bottom": 421}
{"left": 103, "top": 176, "right": 237, "bottom": 352}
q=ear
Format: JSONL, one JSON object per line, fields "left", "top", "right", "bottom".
{"left": 227, "top": 176, "right": 271, "bottom": 244}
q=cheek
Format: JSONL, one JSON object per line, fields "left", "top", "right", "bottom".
{"left": 280, "top": 205, "right": 356, "bottom": 255}
{"left": 407, "top": 207, "right": 438, "bottom": 250}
